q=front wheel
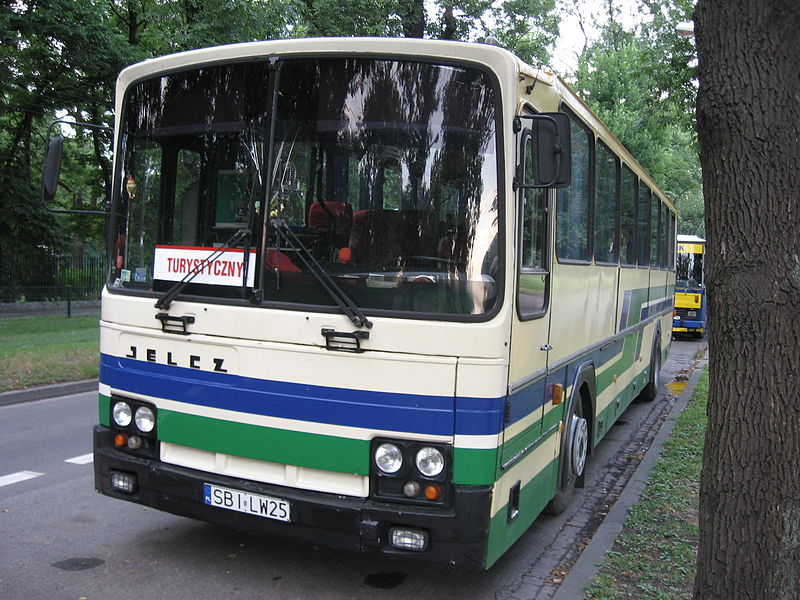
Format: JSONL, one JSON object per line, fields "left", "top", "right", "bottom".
{"left": 544, "top": 399, "right": 589, "bottom": 515}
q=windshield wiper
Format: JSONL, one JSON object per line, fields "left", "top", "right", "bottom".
{"left": 270, "top": 219, "right": 373, "bottom": 329}
{"left": 155, "top": 227, "right": 251, "bottom": 310}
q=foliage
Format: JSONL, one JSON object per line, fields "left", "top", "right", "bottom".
{"left": 567, "top": 0, "right": 703, "bottom": 236}
{"left": 1, "top": 0, "right": 563, "bottom": 262}
{"left": 1, "top": 0, "right": 705, "bottom": 257}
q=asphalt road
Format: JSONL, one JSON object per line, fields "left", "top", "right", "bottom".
{"left": 0, "top": 338, "right": 705, "bottom": 600}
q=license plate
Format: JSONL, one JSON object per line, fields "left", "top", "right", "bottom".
{"left": 203, "top": 483, "right": 290, "bottom": 522}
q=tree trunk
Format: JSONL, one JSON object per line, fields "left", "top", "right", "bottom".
{"left": 694, "top": 1, "right": 800, "bottom": 599}
{"left": 400, "top": 0, "right": 426, "bottom": 38}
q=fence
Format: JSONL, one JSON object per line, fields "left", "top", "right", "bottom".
{"left": 0, "top": 250, "right": 107, "bottom": 303}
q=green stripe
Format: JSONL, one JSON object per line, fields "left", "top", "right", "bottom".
{"left": 159, "top": 409, "right": 369, "bottom": 475}
{"left": 99, "top": 393, "right": 110, "bottom": 427}
{"left": 485, "top": 456, "right": 558, "bottom": 568}
{"left": 453, "top": 446, "right": 498, "bottom": 485}
{"left": 596, "top": 329, "right": 643, "bottom": 394}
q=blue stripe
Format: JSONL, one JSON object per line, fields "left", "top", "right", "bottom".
{"left": 100, "top": 353, "right": 502, "bottom": 436}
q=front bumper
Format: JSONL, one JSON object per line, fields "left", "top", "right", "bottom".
{"left": 94, "top": 425, "right": 492, "bottom": 568}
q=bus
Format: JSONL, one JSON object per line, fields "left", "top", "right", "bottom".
{"left": 43, "top": 38, "right": 676, "bottom": 569}
{"left": 673, "top": 234, "right": 706, "bottom": 338}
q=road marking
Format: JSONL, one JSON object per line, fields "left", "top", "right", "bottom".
{"left": 65, "top": 453, "right": 94, "bottom": 465}
{"left": 0, "top": 471, "right": 44, "bottom": 488}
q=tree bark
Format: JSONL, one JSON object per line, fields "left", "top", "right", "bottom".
{"left": 694, "top": 1, "right": 800, "bottom": 599}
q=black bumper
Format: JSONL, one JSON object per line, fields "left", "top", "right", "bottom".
{"left": 94, "top": 426, "right": 492, "bottom": 568}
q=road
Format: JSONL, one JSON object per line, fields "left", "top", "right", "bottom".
{"left": 0, "top": 338, "right": 705, "bottom": 600}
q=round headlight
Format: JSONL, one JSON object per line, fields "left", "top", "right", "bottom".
{"left": 112, "top": 401, "right": 132, "bottom": 427}
{"left": 416, "top": 447, "right": 445, "bottom": 477}
{"left": 374, "top": 443, "right": 403, "bottom": 474}
{"left": 134, "top": 406, "right": 155, "bottom": 433}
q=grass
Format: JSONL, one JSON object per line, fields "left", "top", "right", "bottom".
{"left": 584, "top": 368, "right": 709, "bottom": 600}
{"left": 0, "top": 314, "right": 100, "bottom": 392}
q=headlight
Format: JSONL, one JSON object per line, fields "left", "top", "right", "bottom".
{"left": 374, "top": 443, "right": 403, "bottom": 474}
{"left": 416, "top": 447, "right": 445, "bottom": 477}
{"left": 112, "top": 401, "right": 132, "bottom": 427}
{"left": 134, "top": 406, "right": 155, "bottom": 433}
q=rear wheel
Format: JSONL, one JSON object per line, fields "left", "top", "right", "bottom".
{"left": 544, "top": 399, "right": 589, "bottom": 515}
{"left": 638, "top": 336, "right": 661, "bottom": 402}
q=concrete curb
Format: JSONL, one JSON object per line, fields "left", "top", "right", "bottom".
{"left": 551, "top": 358, "right": 709, "bottom": 600}
{"left": 0, "top": 379, "right": 99, "bottom": 407}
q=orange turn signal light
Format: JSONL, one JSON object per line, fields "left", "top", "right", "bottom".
{"left": 114, "top": 433, "right": 128, "bottom": 447}
{"left": 549, "top": 383, "right": 564, "bottom": 406}
{"left": 423, "top": 483, "right": 441, "bottom": 501}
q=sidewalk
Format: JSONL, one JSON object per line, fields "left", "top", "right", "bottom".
{"left": 551, "top": 355, "right": 708, "bottom": 600}
{"left": 0, "top": 379, "right": 98, "bottom": 407}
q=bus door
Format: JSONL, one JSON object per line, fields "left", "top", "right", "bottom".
{"left": 502, "top": 173, "right": 550, "bottom": 469}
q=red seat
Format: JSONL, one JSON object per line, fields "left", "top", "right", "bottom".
{"left": 308, "top": 201, "right": 352, "bottom": 234}
{"left": 264, "top": 250, "right": 302, "bottom": 275}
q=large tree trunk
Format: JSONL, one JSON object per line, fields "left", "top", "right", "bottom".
{"left": 693, "top": 2, "right": 800, "bottom": 599}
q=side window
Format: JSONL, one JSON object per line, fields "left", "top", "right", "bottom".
{"left": 556, "top": 110, "right": 592, "bottom": 262}
{"left": 657, "top": 202, "right": 668, "bottom": 268}
{"left": 594, "top": 141, "right": 618, "bottom": 264}
{"left": 637, "top": 183, "right": 651, "bottom": 267}
{"left": 519, "top": 134, "right": 549, "bottom": 317}
{"left": 650, "top": 194, "right": 661, "bottom": 267}
{"left": 668, "top": 210, "right": 676, "bottom": 269}
{"left": 173, "top": 149, "right": 201, "bottom": 246}
{"left": 620, "top": 164, "right": 637, "bottom": 266}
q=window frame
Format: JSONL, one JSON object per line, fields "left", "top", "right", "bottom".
{"left": 593, "top": 138, "right": 620, "bottom": 266}
{"left": 555, "top": 104, "right": 594, "bottom": 265}
{"left": 516, "top": 107, "right": 551, "bottom": 321}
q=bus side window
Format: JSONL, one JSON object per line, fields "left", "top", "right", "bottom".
{"left": 651, "top": 194, "right": 662, "bottom": 267}
{"left": 620, "top": 164, "right": 637, "bottom": 266}
{"left": 637, "top": 183, "right": 651, "bottom": 267}
{"left": 519, "top": 135, "right": 549, "bottom": 317}
{"left": 556, "top": 109, "right": 592, "bottom": 262}
{"left": 594, "top": 140, "right": 619, "bottom": 264}
{"left": 668, "top": 210, "right": 676, "bottom": 269}
{"left": 174, "top": 149, "right": 201, "bottom": 246}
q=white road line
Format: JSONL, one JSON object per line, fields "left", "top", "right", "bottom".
{"left": 0, "top": 471, "right": 44, "bottom": 488}
{"left": 64, "top": 453, "right": 94, "bottom": 465}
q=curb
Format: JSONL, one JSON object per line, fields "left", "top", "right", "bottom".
{"left": 0, "top": 379, "right": 99, "bottom": 407}
{"left": 551, "top": 357, "right": 709, "bottom": 600}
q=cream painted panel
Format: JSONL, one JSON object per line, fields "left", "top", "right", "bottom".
{"left": 101, "top": 288, "right": 511, "bottom": 360}
{"left": 101, "top": 321, "right": 458, "bottom": 398}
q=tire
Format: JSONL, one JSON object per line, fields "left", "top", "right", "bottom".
{"left": 544, "top": 398, "right": 589, "bottom": 515}
{"left": 638, "top": 336, "right": 661, "bottom": 402}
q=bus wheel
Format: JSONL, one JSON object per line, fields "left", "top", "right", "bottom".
{"left": 638, "top": 336, "right": 661, "bottom": 402}
{"left": 544, "top": 400, "right": 588, "bottom": 515}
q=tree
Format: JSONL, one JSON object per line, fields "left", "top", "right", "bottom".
{"left": 569, "top": 0, "right": 704, "bottom": 236}
{"left": 693, "top": 1, "right": 800, "bottom": 598}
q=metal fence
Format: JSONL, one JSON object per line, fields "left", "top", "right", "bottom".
{"left": 0, "top": 250, "right": 107, "bottom": 303}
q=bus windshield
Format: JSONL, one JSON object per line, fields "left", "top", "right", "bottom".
{"left": 110, "top": 57, "right": 500, "bottom": 318}
{"left": 676, "top": 249, "right": 704, "bottom": 288}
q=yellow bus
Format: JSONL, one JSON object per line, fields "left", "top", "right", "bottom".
{"left": 673, "top": 234, "right": 706, "bottom": 338}
{"left": 44, "top": 38, "right": 677, "bottom": 568}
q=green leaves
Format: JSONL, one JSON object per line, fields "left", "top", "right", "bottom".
{"left": 569, "top": 0, "right": 703, "bottom": 236}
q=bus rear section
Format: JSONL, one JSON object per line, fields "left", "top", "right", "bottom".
{"left": 673, "top": 235, "right": 706, "bottom": 338}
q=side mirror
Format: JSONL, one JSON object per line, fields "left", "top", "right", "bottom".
{"left": 41, "top": 120, "right": 110, "bottom": 215}
{"left": 42, "top": 134, "right": 64, "bottom": 205}
{"left": 516, "top": 112, "right": 571, "bottom": 189}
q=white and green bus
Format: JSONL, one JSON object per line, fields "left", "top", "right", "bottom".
{"left": 46, "top": 38, "right": 676, "bottom": 569}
